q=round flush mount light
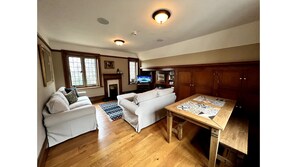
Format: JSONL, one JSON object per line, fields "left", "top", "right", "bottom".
{"left": 152, "top": 9, "right": 171, "bottom": 24}
{"left": 114, "top": 39, "right": 125, "bottom": 46}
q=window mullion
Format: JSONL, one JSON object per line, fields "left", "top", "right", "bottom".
{"left": 135, "top": 61, "right": 138, "bottom": 78}
{"left": 81, "top": 57, "right": 87, "bottom": 86}
{"left": 96, "top": 57, "right": 100, "bottom": 86}
{"left": 66, "top": 55, "right": 72, "bottom": 87}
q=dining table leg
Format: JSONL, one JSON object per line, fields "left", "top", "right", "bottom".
{"left": 208, "top": 128, "right": 221, "bottom": 167}
{"left": 167, "top": 111, "right": 173, "bottom": 143}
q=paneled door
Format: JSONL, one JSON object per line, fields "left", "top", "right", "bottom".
{"left": 241, "top": 66, "right": 260, "bottom": 112}
{"left": 214, "top": 69, "right": 243, "bottom": 100}
{"left": 192, "top": 68, "right": 214, "bottom": 96}
{"left": 176, "top": 70, "right": 192, "bottom": 101}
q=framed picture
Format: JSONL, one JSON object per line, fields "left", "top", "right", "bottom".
{"left": 157, "top": 73, "right": 165, "bottom": 83}
{"left": 38, "top": 44, "right": 54, "bottom": 87}
{"left": 104, "top": 60, "right": 115, "bottom": 69}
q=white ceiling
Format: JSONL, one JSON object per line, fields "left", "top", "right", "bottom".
{"left": 38, "top": 0, "right": 259, "bottom": 54}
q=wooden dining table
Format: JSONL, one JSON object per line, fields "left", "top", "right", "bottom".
{"left": 165, "top": 94, "right": 236, "bottom": 167}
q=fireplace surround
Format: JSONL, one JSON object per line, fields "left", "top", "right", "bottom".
{"left": 103, "top": 74, "right": 122, "bottom": 100}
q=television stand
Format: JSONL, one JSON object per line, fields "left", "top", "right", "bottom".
{"left": 137, "top": 83, "right": 152, "bottom": 93}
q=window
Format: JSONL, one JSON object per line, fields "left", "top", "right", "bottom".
{"left": 84, "top": 58, "right": 98, "bottom": 85}
{"left": 68, "top": 57, "right": 83, "bottom": 86}
{"left": 62, "top": 51, "right": 101, "bottom": 88}
{"left": 128, "top": 59, "right": 139, "bottom": 84}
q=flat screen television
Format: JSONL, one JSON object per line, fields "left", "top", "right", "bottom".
{"left": 137, "top": 75, "right": 152, "bottom": 84}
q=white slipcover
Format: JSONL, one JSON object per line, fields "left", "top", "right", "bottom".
{"left": 118, "top": 89, "right": 176, "bottom": 132}
{"left": 43, "top": 88, "right": 98, "bottom": 147}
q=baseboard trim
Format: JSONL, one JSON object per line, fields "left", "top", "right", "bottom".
{"left": 90, "top": 92, "right": 137, "bottom": 103}
{"left": 89, "top": 95, "right": 105, "bottom": 103}
{"left": 38, "top": 137, "right": 48, "bottom": 167}
{"left": 121, "top": 90, "right": 137, "bottom": 94}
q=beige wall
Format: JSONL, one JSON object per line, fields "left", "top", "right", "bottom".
{"left": 37, "top": 38, "right": 56, "bottom": 157}
{"left": 100, "top": 56, "right": 137, "bottom": 92}
{"left": 138, "top": 21, "right": 259, "bottom": 61}
{"left": 52, "top": 51, "right": 65, "bottom": 89}
{"left": 51, "top": 52, "right": 137, "bottom": 97}
{"left": 141, "top": 43, "right": 259, "bottom": 68}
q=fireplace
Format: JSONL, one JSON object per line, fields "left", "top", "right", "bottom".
{"left": 109, "top": 84, "right": 118, "bottom": 100}
{"left": 103, "top": 74, "right": 122, "bottom": 100}
{"left": 107, "top": 79, "right": 119, "bottom": 99}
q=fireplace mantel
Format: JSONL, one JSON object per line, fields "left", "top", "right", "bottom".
{"left": 103, "top": 74, "right": 122, "bottom": 98}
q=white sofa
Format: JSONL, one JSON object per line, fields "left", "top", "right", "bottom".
{"left": 117, "top": 88, "right": 176, "bottom": 132}
{"left": 42, "top": 87, "right": 98, "bottom": 147}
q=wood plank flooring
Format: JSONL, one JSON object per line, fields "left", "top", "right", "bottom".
{"left": 44, "top": 101, "right": 211, "bottom": 167}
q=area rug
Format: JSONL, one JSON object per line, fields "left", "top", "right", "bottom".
{"left": 99, "top": 101, "right": 123, "bottom": 121}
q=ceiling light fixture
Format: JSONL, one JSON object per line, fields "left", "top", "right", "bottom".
{"left": 114, "top": 39, "right": 125, "bottom": 46}
{"left": 152, "top": 9, "right": 171, "bottom": 24}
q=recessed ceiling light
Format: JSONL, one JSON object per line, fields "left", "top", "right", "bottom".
{"left": 97, "top": 17, "right": 109, "bottom": 25}
{"left": 152, "top": 9, "right": 171, "bottom": 24}
{"left": 114, "top": 39, "right": 125, "bottom": 46}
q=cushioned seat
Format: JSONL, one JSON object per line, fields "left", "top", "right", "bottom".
{"left": 69, "top": 98, "right": 92, "bottom": 109}
{"left": 77, "top": 96, "right": 90, "bottom": 101}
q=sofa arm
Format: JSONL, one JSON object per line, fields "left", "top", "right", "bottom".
{"left": 119, "top": 98, "right": 138, "bottom": 114}
{"left": 43, "top": 105, "right": 96, "bottom": 127}
{"left": 117, "top": 93, "right": 136, "bottom": 104}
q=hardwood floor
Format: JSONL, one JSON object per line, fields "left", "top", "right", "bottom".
{"left": 44, "top": 101, "right": 211, "bottom": 167}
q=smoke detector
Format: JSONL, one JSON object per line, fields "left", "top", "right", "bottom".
{"left": 131, "top": 31, "right": 138, "bottom": 36}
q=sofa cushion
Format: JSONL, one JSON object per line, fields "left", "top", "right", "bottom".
{"left": 52, "top": 91, "right": 69, "bottom": 106}
{"left": 133, "top": 89, "right": 158, "bottom": 104}
{"left": 77, "top": 96, "right": 90, "bottom": 102}
{"left": 157, "top": 87, "right": 174, "bottom": 97}
{"left": 46, "top": 96, "right": 70, "bottom": 114}
{"left": 57, "top": 86, "right": 67, "bottom": 95}
{"left": 64, "top": 90, "right": 78, "bottom": 104}
{"left": 69, "top": 99, "right": 92, "bottom": 110}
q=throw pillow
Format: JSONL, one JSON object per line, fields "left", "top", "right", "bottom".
{"left": 65, "top": 87, "right": 79, "bottom": 97}
{"left": 52, "top": 91, "right": 69, "bottom": 106}
{"left": 64, "top": 90, "right": 78, "bottom": 104}
{"left": 46, "top": 96, "right": 70, "bottom": 114}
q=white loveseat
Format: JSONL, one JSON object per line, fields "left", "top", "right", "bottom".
{"left": 117, "top": 88, "right": 176, "bottom": 132}
{"left": 43, "top": 87, "right": 98, "bottom": 147}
